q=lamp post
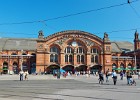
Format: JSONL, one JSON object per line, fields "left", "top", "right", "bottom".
{"left": 134, "top": 52, "right": 137, "bottom": 69}
{"left": 21, "top": 50, "right": 23, "bottom": 71}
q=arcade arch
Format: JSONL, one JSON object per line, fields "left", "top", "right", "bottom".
{"left": 13, "top": 62, "right": 18, "bottom": 74}
{"left": 90, "top": 65, "right": 102, "bottom": 73}
{"left": 46, "top": 65, "right": 60, "bottom": 74}
{"left": 3, "top": 62, "right": 8, "bottom": 74}
{"left": 63, "top": 65, "right": 74, "bottom": 72}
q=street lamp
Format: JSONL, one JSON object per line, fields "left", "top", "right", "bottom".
{"left": 21, "top": 50, "right": 23, "bottom": 71}
{"left": 134, "top": 52, "right": 137, "bottom": 69}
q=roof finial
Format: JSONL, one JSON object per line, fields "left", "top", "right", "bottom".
{"left": 38, "top": 30, "right": 44, "bottom": 39}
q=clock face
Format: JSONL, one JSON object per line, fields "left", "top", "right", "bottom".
{"left": 71, "top": 41, "right": 77, "bottom": 47}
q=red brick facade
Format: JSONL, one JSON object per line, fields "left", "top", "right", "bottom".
{"left": 36, "top": 30, "right": 112, "bottom": 73}
{"left": 0, "top": 30, "right": 140, "bottom": 74}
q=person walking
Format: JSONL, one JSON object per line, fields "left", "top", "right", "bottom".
{"left": 126, "top": 71, "right": 131, "bottom": 85}
{"left": 24, "top": 70, "right": 29, "bottom": 80}
{"left": 19, "top": 70, "right": 24, "bottom": 81}
{"left": 138, "top": 71, "right": 140, "bottom": 79}
{"left": 112, "top": 70, "right": 117, "bottom": 85}
{"left": 98, "top": 70, "right": 104, "bottom": 84}
{"left": 120, "top": 70, "right": 124, "bottom": 80}
{"left": 105, "top": 69, "right": 109, "bottom": 82}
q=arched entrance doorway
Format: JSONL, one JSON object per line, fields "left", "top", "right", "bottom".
{"left": 30, "top": 53, "right": 36, "bottom": 74}
{"left": 31, "top": 63, "right": 36, "bottom": 74}
{"left": 90, "top": 65, "right": 102, "bottom": 74}
{"left": 76, "top": 65, "right": 87, "bottom": 75}
{"left": 63, "top": 65, "right": 74, "bottom": 73}
{"left": 22, "top": 61, "right": 28, "bottom": 71}
{"left": 46, "top": 65, "right": 60, "bottom": 74}
{"left": 13, "top": 62, "right": 18, "bottom": 74}
{"left": 3, "top": 62, "right": 8, "bottom": 74}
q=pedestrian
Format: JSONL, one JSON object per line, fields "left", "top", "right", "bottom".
{"left": 19, "top": 70, "right": 24, "bottom": 81}
{"left": 105, "top": 69, "right": 109, "bottom": 82}
{"left": 112, "top": 70, "right": 117, "bottom": 85}
{"left": 120, "top": 70, "right": 124, "bottom": 80}
{"left": 126, "top": 71, "right": 132, "bottom": 85}
{"left": 24, "top": 70, "right": 29, "bottom": 80}
{"left": 98, "top": 70, "right": 104, "bottom": 84}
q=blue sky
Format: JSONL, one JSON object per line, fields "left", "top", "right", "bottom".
{"left": 0, "top": 0, "right": 140, "bottom": 43}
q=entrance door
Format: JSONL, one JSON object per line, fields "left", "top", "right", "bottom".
{"left": 47, "top": 65, "right": 60, "bottom": 74}
{"left": 90, "top": 65, "right": 102, "bottom": 74}
{"left": 13, "top": 62, "right": 18, "bottom": 74}
{"left": 3, "top": 62, "right": 8, "bottom": 74}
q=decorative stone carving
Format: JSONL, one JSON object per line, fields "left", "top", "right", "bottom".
{"left": 106, "top": 46, "right": 110, "bottom": 51}
{"left": 78, "top": 38, "right": 94, "bottom": 46}
{"left": 38, "top": 44, "right": 43, "bottom": 49}
{"left": 135, "top": 30, "right": 139, "bottom": 40}
{"left": 55, "top": 38, "right": 67, "bottom": 45}
{"left": 38, "top": 30, "right": 44, "bottom": 39}
{"left": 103, "top": 32, "right": 110, "bottom": 42}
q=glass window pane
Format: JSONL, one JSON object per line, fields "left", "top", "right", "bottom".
{"left": 81, "top": 55, "right": 84, "bottom": 62}
{"left": 65, "top": 55, "right": 68, "bottom": 62}
{"left": 91, "top": 55, "right": 94, "bottom": 62}
{"left": 50, "top": 54, "right": 53, "bottom": 62}
{"left": 69, "top": 55, "right": 72, "bottom": 62}
{"left": 77, "top": 55, "right": 80, "bottom": 62}
{"left": 95, "top": 55, "right": 98, "bottom": 63}
{"left": 55, "top": 54, "right": 58, "bottom": 62}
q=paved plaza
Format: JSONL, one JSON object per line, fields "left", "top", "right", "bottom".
{"left": 0, "top": 74, "right": 140, "bottom": 100}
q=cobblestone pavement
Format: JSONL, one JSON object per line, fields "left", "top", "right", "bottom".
{"left": 0, "top": 74, "right": 140, "bottom": 100}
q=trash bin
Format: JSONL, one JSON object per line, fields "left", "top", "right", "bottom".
{"left": 57, "top": 69, "right": 60, "bottom": 79}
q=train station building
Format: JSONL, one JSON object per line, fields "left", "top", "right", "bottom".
{"left": 0, "top": 30, "right": 139, "bottom": 74}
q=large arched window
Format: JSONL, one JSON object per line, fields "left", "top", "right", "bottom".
{"left": 65, "top": 47, "right": 73, "bottom": 63}
{"left": 50, "top": 47, "right": 59, "bottom": 53}
{"left": 69, "top": 55, "right": 73, "bottom": 62}
{"left": 77, "top": 47, "right": 84, "bottom": 53}
{"left": 91, "top": 55, "right": 94, "bottom": 63}
{"left": 65, "top": 55, "right": 68, "bottom": 62}
{"left": 50, "top": 54, "right": 54, "bottom": 62}
{"left": 50, "top": 46, "right": 59, "bottom": 63}
{"left": 91, "top": 48, "right": 99, "bottom": 64}
{"left": 95, "top": 55, "right": 98, "bottom": 63}
{"left": 55, "top": 54, "right": 58, "bottom": 62}
{"left": 65, "top": 47, "right": 73, "bottom": 53}
{"left": 76, "top": 47, "right": 85, "bottom": 63}
{"left": 81, "top": 55, "right": 84, "bottom": 63}
{"left": 77, "top": 55, "right": 80, "bottom": 62}
{"left": 91, "top": 48, "right": 98, "bottom": 54}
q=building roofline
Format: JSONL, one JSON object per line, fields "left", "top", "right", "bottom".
{"left": 44, "top": 30, "right": 103, "bottom": 42}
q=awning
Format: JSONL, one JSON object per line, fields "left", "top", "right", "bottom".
{"left": 112, "top": 68, "right": 124, "bottom": 70}
{"left": 113, "top": 67, "right": 140, "bottom": 70}
{"left": 0, "top": 68, "right": 8, "bottom": 70}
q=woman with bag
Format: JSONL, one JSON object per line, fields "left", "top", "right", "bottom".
{"left": 112, "top": 70, "right": 117, "bottom": 85}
